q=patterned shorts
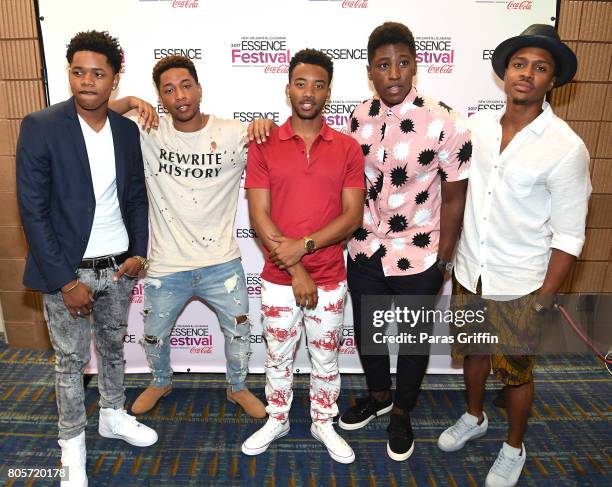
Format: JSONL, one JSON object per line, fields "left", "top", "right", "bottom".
{"left": 451, "top": 278, "right": 540, "bottom": 386}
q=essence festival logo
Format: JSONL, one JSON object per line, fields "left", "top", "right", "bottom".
{"left": 235, "top": 228, "right": 258, "bottom": 239}
{"left": 339, "top": 326, "right": 356, "bottom": 354}
{"left": 308, "top": 0, "right": 368, "bottom": 8}
{"left": 246, "top": 273, "right": 262, "bottom": 298}
{"left": 130, "top": 282, "right": 144, "bottom": 304}
{"left": 231, "top": 37, "right": 290, "bottom": 74}
{"left": 139, "top": 0, "right": 199, "bottom": 7}
{"left": 233, "top": 111, "right": 280, "bottom": 123}
{"left": 467, "top": 99, "right": 505, "bottom": 116}
{"left": 318, "top": 47, "right": 368, "bottom": 62}
{"left": 415, "top": 36, "right": 455, "bottom": 74}
{"left": 323, "top": 100, "right": 360, "bottom": 132}
{"left": 170, "top": 325, "right": 213, "bottom": 354}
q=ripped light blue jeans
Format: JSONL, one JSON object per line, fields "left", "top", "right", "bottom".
{"left": 142, "top": 258, "right": 250, "bottom": 392}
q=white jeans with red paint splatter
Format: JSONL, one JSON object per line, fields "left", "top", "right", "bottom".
{"left": 261, "top": 279, "right": 347, "bottom": 424}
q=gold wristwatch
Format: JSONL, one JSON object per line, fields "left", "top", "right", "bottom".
{"left": 304, "top": 237, "right": 316, "bottom": 254}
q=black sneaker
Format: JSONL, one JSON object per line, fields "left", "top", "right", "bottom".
{"left": 386, "top": 413, "right": 415, "bottom": 461}
{"left": 338, "top": 394, "right": 393, "bottom": 431}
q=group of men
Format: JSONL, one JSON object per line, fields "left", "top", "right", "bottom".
{"left": 16, "top": 20, "right": 590, "bottom": 487}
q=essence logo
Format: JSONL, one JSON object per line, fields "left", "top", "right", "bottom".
{"left": 153, "top": 48, "right": 203, "bottom": 60}
{"left": 230, "top": 37, "right": 290, "bottom": 74}
{"left": 319, "top": 48, "right": 367, "bottom": 61}
{"left": 415, "top": 37, "right": 455, "bottom": 74}
{"left": 233, "top": 111, "right": 280, "bottom": 123}
{"left": 467, "top": 99, "right": 505, "bottom": 116}
{"left": 170, "top": 326, "right": 213, "bottom": 354}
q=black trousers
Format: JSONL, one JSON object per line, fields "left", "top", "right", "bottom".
{"left": 347, "top": 249, "right": 444, "bottom": 411}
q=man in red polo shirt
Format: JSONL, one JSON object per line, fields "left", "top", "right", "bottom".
{"left": 241, "top": 49, "right": 365, "bottom": 464}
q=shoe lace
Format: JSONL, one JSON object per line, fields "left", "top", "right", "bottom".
{"left": 491, "top": 450, "right": 517, "bottom": 477}
{"left": 445, "top": 415, "right": 472, "bottom": 439}
{"left": 316, "top": 423, "right": 346, "bottom": 446}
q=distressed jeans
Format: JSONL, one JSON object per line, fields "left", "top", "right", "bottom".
{"left": 43, "top": 267, "right": 132, "bottom": 440}
{"left": 142, "top": 258, "right": 251, "bottom": 392}
{"left": 261, "top": 279, "right": 347, "bottom": 423}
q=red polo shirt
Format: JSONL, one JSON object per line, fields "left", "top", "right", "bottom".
{"left": 245, "top": 117, "right": 365, "bottom": 286}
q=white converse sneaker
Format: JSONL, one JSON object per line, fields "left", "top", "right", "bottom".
{"left": 58, "top": 431, "right": 88, "bottom": 487}
{"left": 242, "top": 417, "right": 290, "bottom": 455}
{"left": 98, "top": 408, "right": 158, "bottom": 447}
{"left": 437, "top": 411, "right": 488, "bottom": 452}
{"left": 485, "top": 442, "right": 526, "bottom": 487}
{"left": 311, "top": 422, "right": 355, "bottom": 464}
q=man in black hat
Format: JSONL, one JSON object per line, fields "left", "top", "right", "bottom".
{"left": 436, "top": 24, "right": 591, "bottom": 487}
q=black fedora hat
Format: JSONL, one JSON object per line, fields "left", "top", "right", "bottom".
{"left": 491, "top": 24, "right": 577, "bottom": 87}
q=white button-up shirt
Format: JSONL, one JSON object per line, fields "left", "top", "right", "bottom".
{"left": 454, "top": 102, "right": 591, "bottom": 297}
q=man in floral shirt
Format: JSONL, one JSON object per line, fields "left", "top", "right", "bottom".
{"left": 338, "top": 22, "right": 471, "bottom": 461}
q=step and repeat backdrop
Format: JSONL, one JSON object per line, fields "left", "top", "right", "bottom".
{"left": 38, "top": 0, "right": 556, "bottom": 374}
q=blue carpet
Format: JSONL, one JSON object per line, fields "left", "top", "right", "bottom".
{"left": 0, "top": 344, "right": 610, "bottom": 486}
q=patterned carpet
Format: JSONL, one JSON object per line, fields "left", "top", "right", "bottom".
{"left": 0, "top": 343, "right": 609, "bottom": 486}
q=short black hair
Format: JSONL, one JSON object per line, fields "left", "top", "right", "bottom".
{"left": 288, "top": 49, "right": 333, "bottom": 83}
{"left": 66, "top": 31, "right": 123, "bottom": 74}
{"left": 152, "top": 55, "right": 199, "bottom": 89}
{"left": 367, "top": 22, "right": 416, "bottom": 63}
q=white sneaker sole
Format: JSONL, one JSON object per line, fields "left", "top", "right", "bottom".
{"left": 437, "top": 427, "right": 488, "bottom": 452}
{"left": 311, "top": 426, "right": 355, "bottom": 464}
{"left": 98, "top": 426, "right": 158, "bottom": 447}
{"left": 338, "top": 403, "right": 393, "bottom": 431}
{"left": 241, "top": 424, "right": 290, "bottom": 456}
{"left": 387, "top": 440, "right": 415, "bottom": 462}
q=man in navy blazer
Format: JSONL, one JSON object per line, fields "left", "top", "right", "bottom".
{"left": 16, "top": 31, "right": 157, "bottom": 487}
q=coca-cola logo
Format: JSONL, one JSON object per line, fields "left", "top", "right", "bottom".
{"left": 171, "top": 0, "right": 199, "bottom": 7}
{"left": 507, "top": 0, "right": 532, "bottom": 9}
{"left": 308, "top": 0, "right": 368, "bottom": 8}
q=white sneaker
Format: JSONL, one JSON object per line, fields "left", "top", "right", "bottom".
{"left": 242, "top": 417, "right": 290, "bottom": 455}
{"left": 58, "top": 431, "right": 88, "bottom": 487}
{"left": 98, "top": 408, "right": 158, "bottom": 447}
{"left": 311, "top": 422, "right": 355, "bottom": 464}
{"left": 485, "top": 442, "right": 526, "bottom": 487}
{"left": 437, "top": 411, "right": 488, "bottom": 452}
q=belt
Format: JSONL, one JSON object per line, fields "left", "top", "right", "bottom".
{"left": 79, "top": 252, "right": 128, "bottom": 270}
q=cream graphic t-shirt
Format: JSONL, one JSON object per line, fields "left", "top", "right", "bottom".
{"left": 135, "top": 114, "right": 247, "bottom": 276}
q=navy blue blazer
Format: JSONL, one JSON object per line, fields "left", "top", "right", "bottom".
{"left": 16, "top": 97, "right": 149, "bottom": 293}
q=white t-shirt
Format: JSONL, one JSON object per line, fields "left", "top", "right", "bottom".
{"left": 78, "top": 115, "right": 129, "bottom": 258}
{"left": 135, "top": 114, "right": 247, "bottom": 276}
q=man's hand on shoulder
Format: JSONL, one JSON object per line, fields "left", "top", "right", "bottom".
{"left": 247, "top": 118, "right": 277, "bottom": 144}
{"left": 110, "top": 96, "right": 159, "bottom": 131}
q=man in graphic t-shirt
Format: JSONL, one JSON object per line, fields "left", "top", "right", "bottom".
{"left": 111, "top": 55, "right": 265, "bottom": 418}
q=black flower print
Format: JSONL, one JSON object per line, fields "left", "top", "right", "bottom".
{"left": 354, "top": 252, "right": 369, "bottom": 265}
{"left": 369, "top": 99, "right": 381, "bottom": 117}
{"left": 438, "top": 167, "right": 448, "bottom": 182}
{"left": 379, "top": 244, "right": 387, "bottom": 258}
{"left": 361, "top": 144, "right": 371, "bottom": 156}
{"left": 380, "top": 122, "right": 387, "bottom": 141}
{"left": 391, "top": 165, "right": 409, "bottom": 187}
{"left": 457, "top": 140, "right": 472, "bottom": 168}
{"left": 413, "top": 96, "right": 424, "bottom": 107}
{"left": 439, "top": 100, "right": 453, "bottom": 113}
{"left": 412, "top": 232, "right": 431, "bottom": 248}
{"left": 387, "top": 214, "right": 408, "bottom": 234}
{"left": 353, "top": 227, "right": 370, "bottom": 242}
{"left": 350, "top": 117, "right": 359, "bottom": 133}
{"left": 400, "top": 118, "right": 415, "bottom": 134}
{"left": 397, "top": 258, "right": 413, "bottom": 271}
{"left": 418, "top": 149, "right": 437, "bottom": 166}
{"left": 415, "top": 190, "right": 429, "bottom": 205}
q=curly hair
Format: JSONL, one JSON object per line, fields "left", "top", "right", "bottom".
{"left": 66, "top": 31, "right": 123, "bottom": 74}
{"left": 152, "top": 56, "right": 199, "bottom": 88}
{"left": 288, "top": 48, "right": 333, "bottom": 83}
{"left": 367, "top": 22, "right": 416, "bottom": 63}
